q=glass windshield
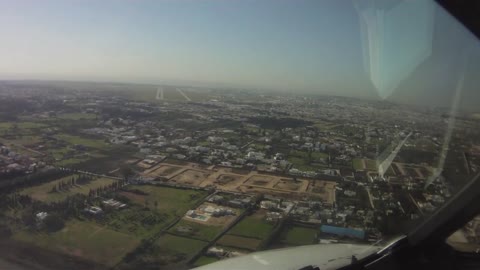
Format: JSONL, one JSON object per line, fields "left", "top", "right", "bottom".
{"left": 0, "top": 0, "right": 479, "bottom": 269}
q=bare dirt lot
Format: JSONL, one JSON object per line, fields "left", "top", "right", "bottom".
{"left": 244, "top": 175, "right": 278, "bottom": 188}
{"left": 144, "top": 164, "right": 184, "bottom": 178}
{"left": 307, "top": 180, "right": 336, "bottom": 204}
{"left": 274, "top": 178, "right": 309, "bottom": 192}
{"left": 171, "top": 169, "right": 210, "bottom": 185}
{"left": 141, "top": 162, "right": 336, "bottom": 204}
{"left": 214, "top": 174, "right": 244, "bottom": 186}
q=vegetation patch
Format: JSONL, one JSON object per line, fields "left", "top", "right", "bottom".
{"left": 352, "top": 158, "right": 364, "bottom": 170}
{"left": 57, "top": 113, "right": 97, "bottom": 120}
{"left": 57, "top": 134, "right": 109, "bottom": 150}
{"left": 216, "top": 235, "right": 260, "bottom": 251}
{"left": 121, "top": 185, "right": 208, "bottom": 217}
{"left": 20, "top": 175, "right": 116, "bottom": 203}
{"left": 193, "top": 255, "right": 220, "bottom": 267}
{"left": 228, "top": 215, "right": 274, "bottom": 240}
{"left": 13, "top": 220, "right": 140, "bottom": 267}
{"left": 155, "top": 234, "right": 208, "bottom": 258}
{"left": 280, "top": 226, "right": 318, "bottom": 246}
{"left": 169, "top": 219, "right": 222, "bottom": 241}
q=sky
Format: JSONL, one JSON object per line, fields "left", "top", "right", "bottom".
{"left": 0, "top": 0, "right": 479, "bottom": 108}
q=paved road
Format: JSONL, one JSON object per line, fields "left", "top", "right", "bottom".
{"left": 176, "top": 88, "right": 192, "bottom": 101}
{"left": 378, "top": 132, "right": 412, "bottom": 178}
{"left": 156, "top": 87, "right": 164, "bottom": 100}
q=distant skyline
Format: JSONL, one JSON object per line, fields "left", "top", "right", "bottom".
{"left": 1, "top": 0, "right": 480, "bottom": 108}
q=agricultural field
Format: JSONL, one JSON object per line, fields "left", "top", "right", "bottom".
{"left": 13, "top": 220, "right": 140, "bottom": 267}
{"left": 364, "top": 159, "right": 378, "bottom": 171}
{"left": 119, "top": 185, "right": 208, "bottom": 217}
{"left": 279, "top": 226, "right": 318, "bottom": 246}
{"left": 169, "top": 219, "right": 223, "bottom": 241}
{"left": 216, "top": 234, "right": 261, "bottom": 251}
{"left": 352, "top": 158, "right": 364, "bottom": 170}
{"left": 56, "top": 113, "right": 97, "bottom": 120}
{"left": 55, "top": 154, "right": 107, "bottom": 166}
{"left": 155, "top": 234, "right": 208, "bottom": 259}
{"left": 193, "top": 256, "right": 220, "bottom": 267}
{"left": 0, "top": 121, "right": 48, "bottom": 132}
{"left": 287, "top": 150, "right": 329, "bottom": 171}
{"left": 57, "top": 134, "right": 109, "bottom": 150}
{"left": 228, "top": 211, "right": 274, "bottom": 240}
{"left": 20, "top": 175, "right": 116, "bottom": 203}
{"left": 290, "top": 150, "right": 329, "bottom": 161}
{"left": 103, "top": 206, "right": 171, "bottom": 238}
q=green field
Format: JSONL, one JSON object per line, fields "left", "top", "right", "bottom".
{"left": 57, "top": 134, "right": 109, "bottom": 149}
{"left": 228, "top": 216, "right": 274, "bottom": 240}
{"left": 121, "top": 185, "right": 208, "bottom": 217}
{"left": 0, "top": 122, "right": 48, "bottom": 130}
{"left": 55, "top": 152, "right": 107, "bottom": 166}
{"left": 288, "top": 150, "right": 329, "bottom": 171}
{"left": 313, "top": 121, "right": 339, "bottom": 130}
{"left": 169, "top": 219, "right": 222, "bottom": 241}
{"left": 155, "top": 234, "right": 208, "bottom": 258}
{"left": 364, "top": 159, "right": 378, "bottom": 171}
{"left": 193, "top": 256, "right": 220, "bottom": 267}
{"left": 288, "top": 157, "right": 318, "bottom": 171}
{"left": 13, "top": 220, "right": 140, "bottom": 267}
{"left": 352, "top": 158, "right": 364, "bottom": 170}
{"left": 20, "top": 175, "right": 115, "bottom": 202}
{"left": 216, "top": 234, "right": 260, "bottom": 251}
{"left": 57, "top": 113, "right": 97, "bottom": 120}
{"left": 281, "top": 226, "right": 318, "bottom": 246}
{"left": 290, "top": 150, "right": 328, "bottom": 160}
{"left": 104, "top": 206, "right": 172, "bottom": 238}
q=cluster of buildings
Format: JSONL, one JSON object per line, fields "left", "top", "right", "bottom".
{"left": 84, "top": 198, "right": 126, "bottom": 216}
{"left": 0, "top": 144, "right": 44, "bottom": 177}
{"left": 1, "top": 84, "right": 478, "bottom": 247}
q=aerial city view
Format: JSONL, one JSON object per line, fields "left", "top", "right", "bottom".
{"left": 0, "top": 81, "right": 478, "bottom": 269}
{"left": 1, "top": 0, "right": 480, "bottom": 270}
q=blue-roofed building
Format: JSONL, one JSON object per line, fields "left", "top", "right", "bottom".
{"left": 321, "top": 225, "right": 365, "bottom": 239}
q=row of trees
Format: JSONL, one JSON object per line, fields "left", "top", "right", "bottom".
{"left": 49, "top": 174, "right": 97, "bottom": 193}
{"left": 0, "top": 168, "right": 69, "bottom": 193}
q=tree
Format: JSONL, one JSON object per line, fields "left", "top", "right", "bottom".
{"left": 120, "top": 165, "right": 135, "bottom": 181}
{"left": 21, "top": 212, "right": 36, "bottom": 227}
{"left": 44, "top": 214, "right": 65, "bottom": 232}
{"left": 144, "top": 199, "right": 149, "bottom": 209}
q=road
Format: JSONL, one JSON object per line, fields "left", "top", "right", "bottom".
{"left": 176, "top": 88, "right": 192, "bottom": 101}
{"left": 378, "top": 132, "right": 412, "bottom": 178}
{"left": 156, "top": 87, "right": 164, "bottom": 100}
{"left": 365, "top": 187, "right": 375, "bottom": 209}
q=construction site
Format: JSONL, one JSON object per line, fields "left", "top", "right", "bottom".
{"left": 141, "top": 161, "right": 336, "bottom": 205}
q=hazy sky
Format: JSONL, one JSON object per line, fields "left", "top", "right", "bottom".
{"left": 0, "top": 0, "right": 479, "bottom": 106}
